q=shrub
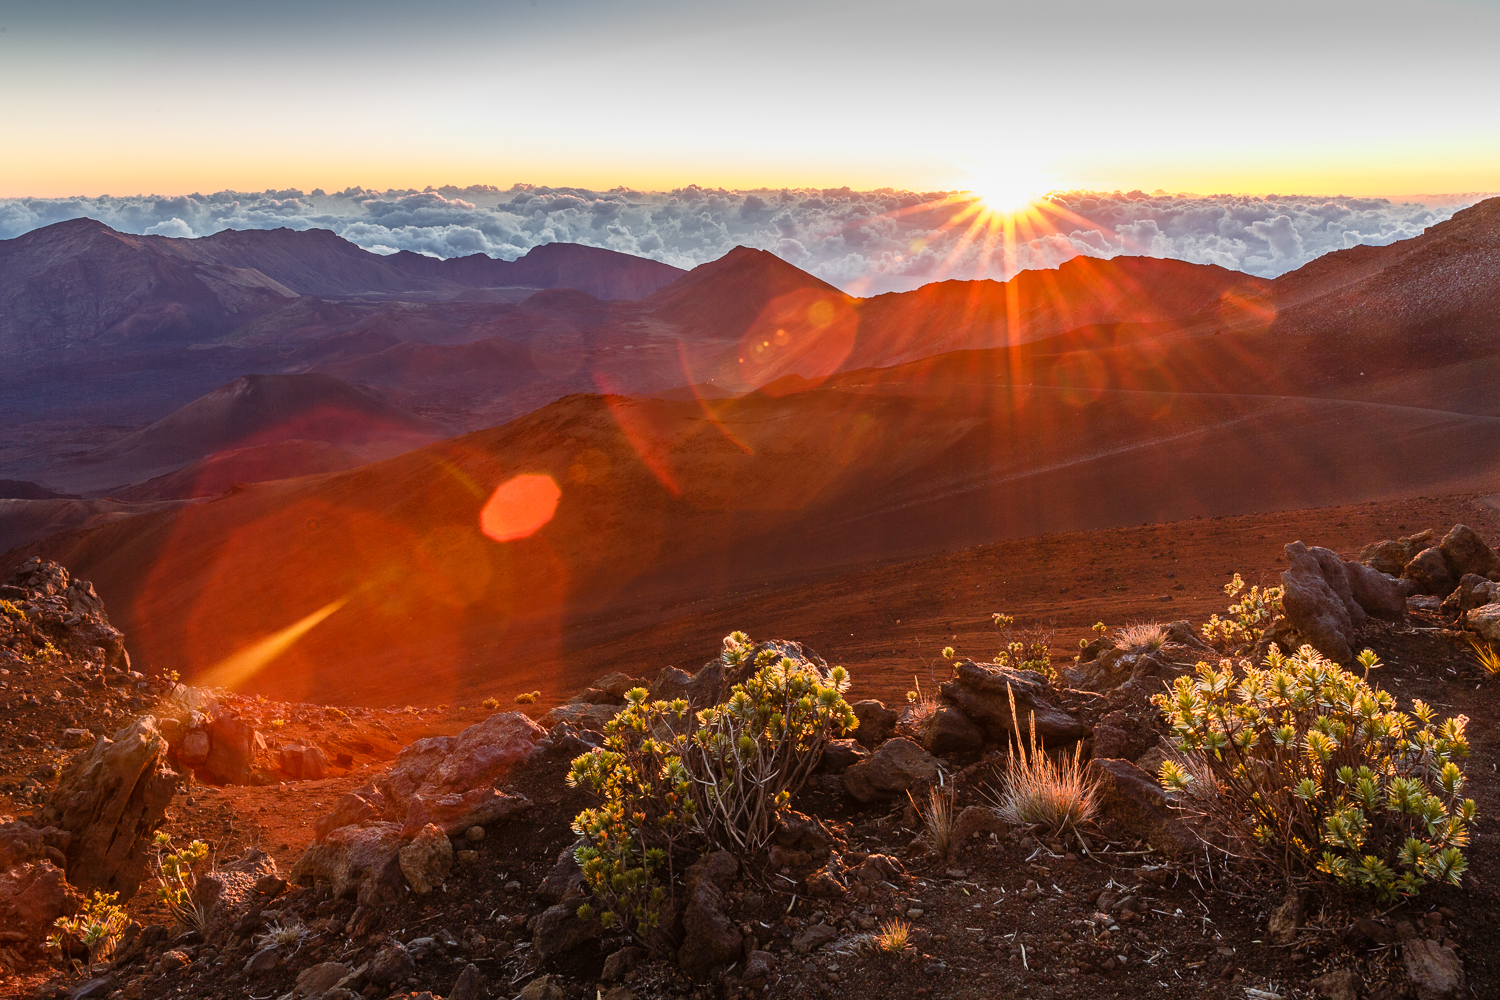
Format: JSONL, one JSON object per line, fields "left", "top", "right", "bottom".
{"left": 0, "top": 599, "right": 26, "bottom": 621}
{"left": 991, "top": 612, "right": 1055, "bottom": 679}
{"left": 481, "top": 697, "right": 501, "bottom": 710}
{"left": 991, "top": 687, "right": 1097, "bottom": 836}
{"left": 567, "top": 632, "right": 855, "bottom": 947}
{"left": 1154, "top": 644, "right": 1475, "bottom": 901}
{"left": 1116, "top": 622, "right": 1167, "bottom": 653}
{"left": 1201, "top": 573, "right": 1283, "bottom": 651}
{"left": 48, "top": 891, "right": 128, "bottom": 969}
{"left": 153, "top": 833, "right": 211, "bottom": 931}
{"left": 514, "top": 690, "right": 539, "bottom": 705}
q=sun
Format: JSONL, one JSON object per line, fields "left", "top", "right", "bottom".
{"left": 965, "top": 164, "right": 1048, "bottom": 216}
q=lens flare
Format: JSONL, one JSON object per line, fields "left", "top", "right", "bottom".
{"left": 190, "top": 596, "right": 348, "bottom": 691}
{"left": 481, "top": 474, "right": 562, "bottom": 542}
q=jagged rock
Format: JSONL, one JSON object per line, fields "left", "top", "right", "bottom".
{"left": 817, "top": 738, "right": 866, "bottom": 773}
{"left": 853, "top": 853, "right": 906, "bottom": 882}
{"left": 1404, "top": 938, "right": 1464, "bottom": 996}
{"left": 376, "top": 712, "right": 543, "bottom": 822}
{"left": 519, "top": 975, "right": 565, "bottom": 1000}
{"left": 376, "top": 736, "right": 458, "bottom": 810}
{"left": 367, "top": 941, "right": 416, "bottom": 986}
{"left": 1467, "top": 602, "right": 1500, "bottom": 641}
{"left": 802, "top": 864, "right": 847, "bottom": 898}
{"left": 1405, "top": 546, "right": 1457, "bottom": 597}
{"left": 851, "top": 699, "right": 897, "bottom": 746}
{"left": 1087, "top": 758, "right": 1196, "bottom": 856}
{"left": 45, "top": 715, "right": 179, "bottom": 897}
{"left": 539, "top": 703, "right": 619, "bottom": 731}
{"left": 536, "top": 842, "right": 585, "bottom": 904}
{"left": 179, "top": 728, "right": 211, "bottom": 765}
{"left": 952, "top": 806, "right": 1009, "bottom": 848}
{"left": 193, "top": 848, "right": 277, "bottom": 937}
{"left": 290, "top": 822, "right": 404, "bottom": 905}
{"left": 1361, "top": 529, "right": 1437, "bottom": 576}
{"left": 591, "top": 672, "right": 642, "bottom": 699}
{"left": 449, "top": 963, "right": 486, "bottom": 1000}
{"left": 1344, "top": 559, "right": 1411, "bottom": 618}
{"left": 791, "top": 922, "right": 837, "bottom": 954}
{"left": 646, "top": 666, "right": 694, "bottom": 703}
{"left": 938, "top": 662, "right": 1087, "bottom": 745}
{"left": 841, "top": 738, "right": 941, "bottom": 802}
{"left": 774, "top": 810, "right": 833, "bottom": 854}
{"left": 1439, "top": 524, "right": 1499, "bottom": 580}
{"left": 531, "top": 901, "right": 600, "bottom": 960}
{"left": 398, "top": 823, "right": 452, "bottom": 895}
{"left": 0, "top": 859, "right": 79, "bottom": 952}
{"left": 678, "top": 851, "right": 742, "bottom": 979}
{"left": 1092, "top": 709, "right": 1158, "bottom": 761}
{"left": 278, "top": 744, "right": 327, "bottom": 781}
{"left": 314, "top": 789, "right": 385, "bottom": 841}
{"left": 922, "top": 706, "right": 984, "bottom": 755}
{"left": 1281, "top": 542, "right": 1358, "bottom": 662}
{"left": 0, "top": 821, "right": 69, "bottom": 871}
{"left": 601, "top": 946, "right": 646, "bottom": 982}
{"left": 400, "top": 787, "right": 533, "bottom": 838}
{"left": 1310, "top": 968, "right": 1360, "bottom": 1000}
{"left": 205, "top": 715, "right": 258, "bottom": 785}
{"left": 295, "top": 961, "right": 350, "bottom": 996}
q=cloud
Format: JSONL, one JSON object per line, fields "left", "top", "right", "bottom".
{"left": 0, "top": 184, "right": 1485, "bottom": 295}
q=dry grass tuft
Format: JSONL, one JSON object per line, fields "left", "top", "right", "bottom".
{"left": 1115, "top": 622, "right": 1168, "bottom": 653}
{"left": 991, "top": 687, "right": 1098, "bottom": 835}
{"left": 873, "top": 918, "right": 912, "bottom": 953}
{"left": 908, "top": 784, "right": 957, "bottom": 859}
{"left": 1469, "top": 636, "right": 1500, "bottom": 675}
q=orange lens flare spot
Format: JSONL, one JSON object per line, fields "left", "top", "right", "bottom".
{"left": 480, "top": 474, "right": 561, "bottom": 542}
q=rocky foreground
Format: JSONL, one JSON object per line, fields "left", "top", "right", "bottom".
{"left": 3, "top": 524, "right": 1500, "bottom": 1000}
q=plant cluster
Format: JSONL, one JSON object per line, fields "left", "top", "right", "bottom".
{"left": 48, "top": 891, "right": 129, "bottom": 969}
{"left": 566, "top": 632, "right": 856, "bottom": 948}
{"left": 1467, "top": 636, "right": 1500, "bottom": 675}
{"left": 989, "top": 688, "right": 1097, "bottom": 836}
{"left": 481, "top": 696, "right": 501, "bottom": 710}
{"left": 1116, "top": 622, "right": 1168, "bottom": 653}
{"left": 152, "top": 833, "right": 211, "bottom": 931}
{"left": 990, "top": 612, "right": 1055, "bottom": 679}
{"left": 0, "top": 599, "right": 26, "bottom": 621}
{"left": 1155, "top": 644, "right": 1475, "bottom": 901}
{"left": 1201, "top": 573, "right": 1283, "bottom": 651}
{"left": 514, "top": 690, "right": 539, "bottom": 705}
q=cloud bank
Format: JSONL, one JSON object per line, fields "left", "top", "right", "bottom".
{"left": 0, "top": 185, "right": 1483, "bottom": 295}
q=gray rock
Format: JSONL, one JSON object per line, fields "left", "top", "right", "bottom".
{"left": 289, "top": 822, "right": 404, "bottom": 904}
{"left": 1405, "top": 545, "right": 1457, "bottom": 597}
{"left": 1281, "top": 541, "right": 1356, "bottom": 662}
{"left": 531, "top": 901, "right": 600, "bottom": 960}
{"left": 1344, "top": 558, "right": 1411, "bottom": 618}
{"left": 851, "top": 700, "right": 897, "bottom": 746}
{"left": 367, "top": 941, "right": 416, "bottom": 986}
{"left": 1439, "top": 524, "right": 1499, "bottom": 580}
{"left": 921, "top": 706, "right": 984, "bottom": 755}
{"left": 841, "top": 737, "right": 941, "bottom": 802}
{"left": 1404, "top": 938, "right": 1464, "bottom": 996}
{"left": 398, "top": 823, "right": 452, "bottom": 895}
{"left": 938, "top": 662, "right": 1087, "bottom": 745}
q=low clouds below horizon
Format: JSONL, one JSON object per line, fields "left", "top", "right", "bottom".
{"left": 0, "top": 185, "right": 1484, "bottom": 295}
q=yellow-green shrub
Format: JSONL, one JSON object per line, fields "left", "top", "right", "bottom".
{"left": 1154, "top": 644, "right": 1474, "bottom": 901}
{"left": 49, "top": 891, "right": 129, "bottom": 968}
{"left": 1201, "top": 573, "right": 1283, "bottom": 652}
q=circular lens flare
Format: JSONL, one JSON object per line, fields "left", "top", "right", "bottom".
{"left": 481, "top": 473, "right": 561, "bottom": 542}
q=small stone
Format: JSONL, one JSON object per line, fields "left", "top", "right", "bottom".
{"left": 243, "top": 946, "right": 279, "bottom": 975}
{"left": 1310, "top": 968, "right": 1359, "bottom": 1000}
{"left": 456, "top": 849, "right": 479, "bottom": 864}
{"left": 1404, "top": 939, "right": 1464, "bottom": 995}
{"left": 295, "top": 961, "right": 350, "bottom": 996}
{"left": 465, "top": 826, "right": 486, "bottom": 842}
{"left": 519, "top": 974, "right": 565, "bottom": 1000}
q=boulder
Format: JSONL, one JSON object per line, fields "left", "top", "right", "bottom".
{"left": 376, "top": 713, "right": 543, "bottom": 823}
{"left": 374, "top": 736, "right": 455, "bottom": 812}
{"left": 1092, "top": 710, "right": 1158, "bottom": 762}
{"left": 678, "top": 852, "right": 742, "bottom": 980}
{"left": 178, "top": 728, "right": 211, "bottom": 765}
{"left": 817, "top": 739, "right": 867, "bottom": 774}
{"left": 921, "top": 706, "right": 984, "bottom": 755}
{"left": 45, "top": 716, "right": 180, "bottom": 897}
{"left": 1467, "top": 602, "right": 1500, "bottom": 642}
{"left": 1344, "top": 559, "right": 1411, "bottom": 618}
{"left": 1439, "top": 524, "right": 1499, "bottom": 580}
{"left": 938, "top": 662, "right": 1087, "bottom": 745}
{"left": 591, "top": 672, "right": 642, "bottom": 699}
{"left": 399, "top": 787, "right": 532, "bottom": 838}
{"left": 531, "top": 901, "right": 600, "bottom": 961}
{"left": 1405, "top": 546, "right": 1457, "bottom": 597}
{"left": 0, "top": 859, "right": 80, "bottom": 952}
{"left": 1361, "top": 529, "right": 1436, "bottom": 576}
{"left": 314, "top": 789, "right": 385, "bottom": 841}
{"left": 205, "top": 715, "right": 258, "bottom": 785}
{"left": 1087, "top": 758, "right": 1196, "bottom": 856}
{"left": 398, "top": 824, "right": 452, "bottom": 895}
{"left": 841, "top": 738, "right": 941, "bottom": 803}
{"left": 1404, "top": 938, "right": 1464, "bottom": 996}
{"left": 0, "top": 820, "right": 68, "bottom": 871}
{"left": 290, "top": 822, "right": 405, "bottom": 905}
{"left": 192, "top": 848, "right": 278, "bottom": 937}
{"left": 851, "top": 700, "right": 897, "bottom": 746}
{"left": 1281, "top": 542, "right": 1356, "bottom": 662}
{"left": 539, "top": 703, "right": 619, "bottom": 732}
{"left": 278, "top": 745, "right": 328, "bottom": 781}
{"left": 1442, "top": 574, "right": 1499, "bottom": 617}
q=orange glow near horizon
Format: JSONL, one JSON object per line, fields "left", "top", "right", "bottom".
{"left": 480, "top": 474, "right": 562, "bottom": 542}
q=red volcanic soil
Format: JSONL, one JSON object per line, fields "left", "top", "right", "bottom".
{"left": 105, "top": 440, "right": 368, "bottom": 502}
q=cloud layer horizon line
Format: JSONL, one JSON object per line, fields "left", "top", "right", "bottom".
{"left": 2, "top": 184, "right": 1486, "bottom": 295}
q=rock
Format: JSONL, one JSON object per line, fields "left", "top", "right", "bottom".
{"left": 1087, "top": 758, "right": 1196, "bottom": 856}
{"left": 938, "top": 662, "right": 1087, "bottom": 745}
{"left": 601, "top": 945, "right": 646, "bottom": 982}
{"left": 646, "top": 666, "right": 694, "bottom": 703}
{"left": 67, "top": 977, "right": 115, "bottom": 1000}
{"left": 398, "top": 823, "right": 453, "bottom": 895}
{"left": 1440, "top": 524, "right": 1499, "bottom": 580}
{"left": 314, "top": 789, "right": 384, "bottom": 841}
{"left": 743, "top": 949, "right": 775, "bottom": 983}
{"left": 1404, "top": 938, "right": 1464, "bottom": 996}
{"left": 854, "top": 853, "right": 905, "bottom": 882}
{"left": 531, "top": 901, "right": 600, "bottom": 960}
{"left": 817, "top": 738, "right": 867, "bottom": 774}
{"left": 536, "top": 842, "right": 585, "bottom": 904}
{"left": 464, "top": 825, "right": 485, "bottom": 842}
{"left": 952, "top": 805, "right": 1009, "bottom": 847}
{"left": 678, "top": 852, "right": 742, "bottom": 979}
{"left": 204, "top": 715, "right": 258, "bottom": 785}
{"left": 841, "top": 738, "right": 941, "bottom": 802}
{"left": 1467, "top": 602, "right": 1500, "bottom": 641}
{"left": 1405, "top": 546, "right": 1457, "bottom": 597}
{"left": 567, "top": 687, "right": 618, "bottom": 705}
{"left": 278, "top": 744, "right": 328, "bottom": 781}
{"left": 243, "top": 946, "right": 279, "bottom": 975}
{"left": 1281, "top": 541, "right": 1357, "bottom": 662}
{"left": 802, "top": 864, "right": 846, "bottom": 898}
{"left": 791, "top": 922, "right": 837, "bottom": 954}
{"left": 290, "top": 822, "right": 404, "bottom": 905}
{"left": 376, "top": 712, "right": 543, "bottom": 822}
{"left": 773, "top": 810, "right": 833, "bottom": 853}
{"left": 62, "top": 728, "right": 94, "bottom": 748}
{"left": 296, "top": 961, "right": 351, "bottom": 996}
{"left": 1344, "top": 559, "right": 1411, "bottom": 618}
{"left": 0, "top": 820, "right": 63, "bottom": 871}
{"left": 399, "top": 786, "right": 533, "bottom": 838}
{"left": 1362, "top": 538, "right": 1415, "bottom": 576}
{"left": 179, "top": 728, "right": 210, "bottom": 764}
{"left": 46, "top": 715, "right": 180, "bottom": 897}
{"left": 851, "top": 700, "right": 898, "bottom": 746}
{"left": 1266, "top": 892, "right": 1303, "bottom": 944}
{"left": 538, "top": 703, "right": 620, "bottom": 732}
{"left": 591, "top": 672, "right": 642, "bottom": 699}
{"left": 1092, "top": 710, "right": 1158, "bottom": 762}
{"left": 0, "top": 859, "right": 80, "bottom": 951}
{"left": 193, "top": 848, "right": 277, "bottom": 937}
{"left": 921, "top": 706, "right": 984, "bottom": 755}
{"left": 449, "top": 963, "right": 486, "bottom": 1000}
{"left": 519, "top": 975, "right": 565, "bottom": 1000}
{"left": 1444, "top": 573, "right": 1500, "bottom": 616}
{"left": 374, "top": 736, "right": 455, "bottom": 810}
{"left": 1310, "top": 968, "right": 1360, "bottom": 1000}
{"left": 367, "top": 941, "right": 416, "bottom": 986}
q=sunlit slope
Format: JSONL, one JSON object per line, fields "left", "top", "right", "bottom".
{"left": 15, "top": 375, "right": 1500, "bottom": 706}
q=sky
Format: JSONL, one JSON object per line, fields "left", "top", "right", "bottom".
{"left": 1, "top": 0, "right": 1498, "bottom": 199}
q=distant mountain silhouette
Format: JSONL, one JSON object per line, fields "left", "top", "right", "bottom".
{"left": 107, "top": 439, "right": 367, "bottom": 502}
